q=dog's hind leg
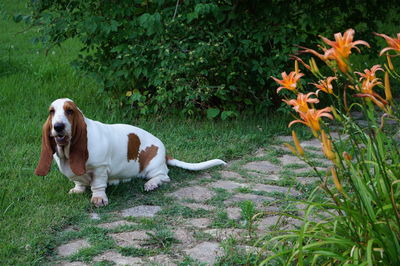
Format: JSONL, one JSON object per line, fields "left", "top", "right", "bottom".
{"left": 144, "top": 174, "right": 170, "bottom": 191}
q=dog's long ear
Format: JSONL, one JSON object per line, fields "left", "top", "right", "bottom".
{"left": 69, "top": 104, "right": 88, "bottom": 176}
{"left": 35, "top": 117, "right": 56, "bottom": 176}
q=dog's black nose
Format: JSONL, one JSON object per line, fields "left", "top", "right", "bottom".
{"left": 54, "top": 122, "right": 65, "bottom": 132}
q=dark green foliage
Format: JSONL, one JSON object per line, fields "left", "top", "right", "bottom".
{"left": 22, "top": 0, "right": 400, "bottom": 117}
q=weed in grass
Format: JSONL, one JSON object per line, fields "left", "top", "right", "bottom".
{"left": 212, "top": 210, "right": 237, "bottom": 228}
{"left": 93, "top": 261, "right": 114, "bottom": 266}
{"left": 124, "top": 217, "right": 157, "bottom": 230}
{"left": 235, "top": 187, "right": 252, "bottom": 193}
{"left": 68, "top": 246, "right": 100, "bottom": 263}
{"left": 179, "top": 256, "right": 206, "bottom": 266}
{"left": 117, "top": 246, "right": 154, "bottom": 257}
{"left": 216, "top": 237, "right": 262, "bottom": 265}
{"left": 192, "top": 230, "right": 214, "bottom": 241}
{"left": 240, "top": 200, "right": 261, "bottom": 238}
{"left": 206, "top": 188, "right": 232, "bottom": 207}
{"left": 145, "top": 229, "right": 178, "bottom": 249}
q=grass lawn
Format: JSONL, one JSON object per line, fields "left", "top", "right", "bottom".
{"left": 0, "top": 1, "right": 298, "bottom": 264}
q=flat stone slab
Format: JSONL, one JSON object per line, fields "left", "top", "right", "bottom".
{"left": 254, "top": 148, "right": 267, "bottom": 157}
{"left": 218, "top": 170, "right": 243, "bottom": 180}
{"left": 110, "top": 231, "right": 150, "bottom": 247}
{"left": 276, "top": 136, "right": 292, "bottom": 142}
{"left": 57, "top": 239, "right": 90, "bottom": 257}
{"left": 183, "top": 242, "right": 224, "bottom": 265}
{"left": 239, "top": 245, "right": 262, "bottom": 254}
{"left": 293, "top": 166, "right": 326, "bottom": 175}
{"left": 227, "top": 207, "right": 241, "bottom": 220}
{"left": 247, "top": 172, "right": 280, "bottom": 181}
{"left": 169, "top": 186, "right": 215, "bottom": 202}
{"left": 279, "top": 155, "right": 307, "bottom": 166}
{"left": 257, "top": 216, "right": 282, "bottom": 230}
{"left": 97, "top": 220, "right": 136, "bottom": 229}
{"left": 301, "top": 139, "right": 322, "bottom": 149}
{"left": 276, "top": 136, "right": 322, "bottom": 150}
{"left": 224, "top": 193, "right": 274, "bottom": 207}
{"left": 147, "top": 254, "right": 177, "bottom": 265}
{"left": 297, "top": 177, "right": 319, "bottom": 185}
{"left": 174, "top": 228, "right": 195, "bottom": 245}
{"left": 186, "top": 218, "right": 211, "bottom": 228}
{"left": 251, "top": 184, "right": 299, "bottom": 196}
{"left": 93, "top": 251, "right": 143, "bottom": 265}
{"left": 120, "top": 205, "right": 161, "bottom": 218}
{"left": 259, "top": 205, "right": 281, "bottom": 214}
{"left": 271, "top": 144, "right": 293, "bottom": 153}
{"left": 89, "top": 213, "right": 100, "bottom": 220}
{"left": 208, "top": 180, "right": 245, "bottom": 191}
{"left": 181, "top": 202, "right": 216, "bottom": 211}
{"left": 204, "top": 228, "right": 245, "bottom": 241}
{"left": 197, "top": 172, "right": 212, "bottom": 179}
{"left": 243, "top": 161, "right": 280, "bottom": 173}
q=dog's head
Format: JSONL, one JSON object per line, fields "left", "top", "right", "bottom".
{"left": 35, "top": 98, "right": 88, "bottom": 176}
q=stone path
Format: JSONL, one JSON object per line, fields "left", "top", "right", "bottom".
{"left": 52, "top": 135, "right": 331, "bottom": 266}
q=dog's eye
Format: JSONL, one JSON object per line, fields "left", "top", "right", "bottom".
{"left": 49, "top": 109, "right": 55, "bottom": 115}
{"left": 66, "top": 109, "right": 73, "bottom": 115}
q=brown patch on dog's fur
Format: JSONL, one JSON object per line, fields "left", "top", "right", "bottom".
{"left": 139, "top": 145, "right": 159, "bottom": 172}
{"left": 64, "top": 101, "right": 88, "bottom": 176}
{"left": 34, "top": 116, "right": 56, "bottom": 176}
{"left": 127, "top": 133, "right": 141, "bottom": 161}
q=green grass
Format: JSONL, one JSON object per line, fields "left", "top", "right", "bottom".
{"left": 0, "top": 1, "right": 296, "bottom": 264}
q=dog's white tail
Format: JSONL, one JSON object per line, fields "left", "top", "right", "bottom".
{"left": 166, "top": 157, "right": 226, "bottom": 171}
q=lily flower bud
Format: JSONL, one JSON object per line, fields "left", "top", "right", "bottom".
{"left": 384, "top": 72, "right": 393, "bottom": 102}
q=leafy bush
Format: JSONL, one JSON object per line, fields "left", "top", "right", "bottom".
{"left": 21, "top": 0, "right": 400, "bottom": 117}
{"left": 266, "top": 29, "right": 400, "bottom": 264}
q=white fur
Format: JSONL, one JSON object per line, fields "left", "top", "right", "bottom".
{"left": 49, "top": 98, "right": 226, "bottom": 207}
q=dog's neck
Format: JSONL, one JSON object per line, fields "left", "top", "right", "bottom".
{"left": 56, "top": 143, "right": 70, "bottom": 160}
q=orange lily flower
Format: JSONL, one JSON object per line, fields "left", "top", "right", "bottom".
{"left": 351, "top": 65, "right": 388, "bottom": 109}
{"left": 302, "top": 29, "right": 369, "bottom": 73}
{"left": 312, "top": 76, "right": 337, "bottom": 95}
{"left": 349, "top": 77, "right": 381, "bottom": 95}
{"left": 288, "top": 107, "right": 333, "bottom": 135}
{"left": 271, "top": 71, "right": 304, "bottom": 93}
{"left": 321, "top": 29, "right": 370, "bottom": 59}
{"left": 283, "top": 92, "right": 319, "bottom": 113}
{"left": 374, "top": 33, "right": 400, "bottom": 56}
{"left": 355, "top": 65, "right": 383, "bottom": 82}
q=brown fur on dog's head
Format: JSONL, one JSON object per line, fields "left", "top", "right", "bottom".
{"left": 35, "top": 99, "right": 88, "bottom": 176}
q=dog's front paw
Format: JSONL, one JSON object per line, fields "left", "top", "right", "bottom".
{"left": 91, "top": 196, "right": 109, "bottom": 207}
{"left": 69, "top": 187, "right": 86, "bottom": 194}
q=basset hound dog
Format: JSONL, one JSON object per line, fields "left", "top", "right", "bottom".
{"left": 35, "top": 98, "right": 226, "bottom": 207}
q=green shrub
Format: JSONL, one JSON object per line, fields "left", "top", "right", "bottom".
{"left": 20, "top": 0, "right": 400, "bottom": 117}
